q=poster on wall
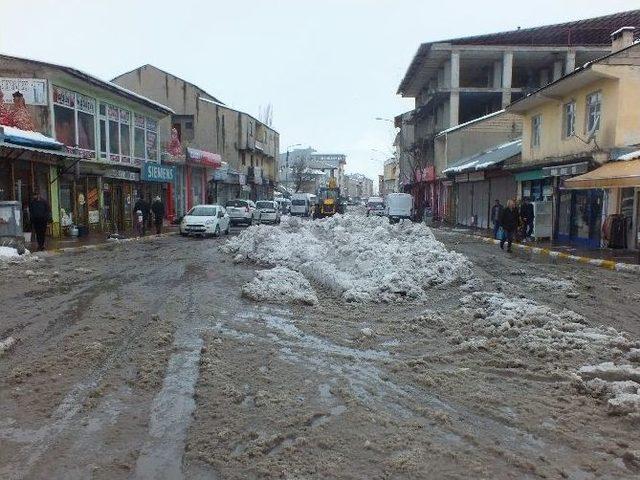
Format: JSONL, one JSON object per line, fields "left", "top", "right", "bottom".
{"left": 0, "top": 78, "right": 47, "bottom": 105}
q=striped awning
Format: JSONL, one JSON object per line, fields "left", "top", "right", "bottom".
{"left": 564, "top": 160, "right": 640, "bottom": 189}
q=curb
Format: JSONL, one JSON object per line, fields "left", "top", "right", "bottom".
{"left": 36, "top": 232, "right": 178, "bottom": 257}
{"left": 456, "top": 232, "right": 640, "bottom": 274}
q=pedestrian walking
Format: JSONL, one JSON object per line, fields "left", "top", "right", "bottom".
{"left": 491, "top": 199, "right": 503, "bottom": 239}
{"left": 151, "top": 196, "right": 165, "bottom": 235}
{"left": 133, "top": 194, "right": 150, "bottom": 236}
{"left": 520, "top": 197, "right": 535, "bottom": 241}
{"left": 29, "top": 191, "right": 51, "bottom": 251}
{"left": 499, "top": 199, "right": 518, "bottom": 253}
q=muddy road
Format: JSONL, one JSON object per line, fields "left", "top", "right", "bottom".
{"left": 1, "top": 226, "right": 640, "bottom": 479}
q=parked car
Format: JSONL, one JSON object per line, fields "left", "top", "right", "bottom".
{"left": 366, "top": 196, "right": 385, "bottom": 216}
{"left": 179, "top": 204, "right": 230, "bottom": 237}
{"left": 225, "top": 199, "right": 261, "bottom": 226}
{"left": 256, "top": 200, "right": 282, "bottom": 224}
{"left": 385, "top": 193, "right": 413, "bottom": 223}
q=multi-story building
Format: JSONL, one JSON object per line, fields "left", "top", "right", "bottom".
{"left": 396, "top": 9, "right": 640, "bottom": 219}
{"left": 345, "top": 173, "right": 373, "bottom": 199}
{"left": 506, "top": 29, "right": 640, "bottom": 249}
{"left": 383, "top": 157, "right": 399, "bottom": 195}
{"left": 112, "top": 65, "right": 279, "bottom": 214}
{"left": 0, "top": 54, "right": 173, "bottom": 238}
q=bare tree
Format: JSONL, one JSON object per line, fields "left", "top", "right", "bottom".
{"left": 291, "top": 158, "right": 315, "bottom": 193}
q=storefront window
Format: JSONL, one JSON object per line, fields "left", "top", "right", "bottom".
{"left": 54, "top": 105, "right": 76, "bottom": 147}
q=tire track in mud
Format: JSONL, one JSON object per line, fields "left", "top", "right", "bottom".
{"left": 213, "top": 307, "right": 566, "bottom": 470}
{"left": 0, "top": 240, "right": 188, "bottom": 479}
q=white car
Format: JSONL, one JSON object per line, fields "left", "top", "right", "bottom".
{"left": 225, "top": 199, "right": 261, "bottom": 226}
{"left": 256, "top": 200, "right": 282, "bottom": 224}
{"left": 180, "top": 204, "right": 230, "bottom": 237}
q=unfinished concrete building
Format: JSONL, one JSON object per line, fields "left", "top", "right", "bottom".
{"left": 400, "top": 10, "right": 640, "bottom": 132}
{"left": 396, "top": 9, "right": 640, "bottom": 217}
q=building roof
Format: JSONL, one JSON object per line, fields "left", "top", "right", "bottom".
{"left": 398, "top": 9, "right": 640, "bottom": 95}
{"left": 507, "top": 41, "right": 640, "bottom": 112}
{"left": 443, "top": 139, "right": 522, "bottom": 175}
{"left": 112, "top": 64, "right": 224, "bottom": 105}
{"left": 0, "top": 54, "right": 174, "bottom": 114}
{"left": 0, "top": 125, "right": 62, "bottom": 149}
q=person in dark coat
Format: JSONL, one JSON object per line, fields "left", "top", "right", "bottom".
{"left": 520, "top": 196, "right": 535, "bottom": 240}
{"left": 151, "top": 196, "right": 165, "bottom": 235}
{"left": 133, "top": 194, "right": 150, "bottom": 236}
{"left": 491, "top": 199, "right": 503, "bottom": 239}
{"left": 499, "top": 199, "right": 518, "bottom": 253}
{"left": 29, "top": 191, "right": 50, "bottom": 251}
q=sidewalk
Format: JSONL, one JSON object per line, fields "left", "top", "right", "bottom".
{"left": 31, "top": 226, "right": 179, "bottom": 254}
{"left": 439, "top": 225, "right": 640, "bottom": 273}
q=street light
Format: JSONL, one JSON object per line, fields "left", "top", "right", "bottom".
{"left": 375, "top": 117, "right": 394, "bottom": 123}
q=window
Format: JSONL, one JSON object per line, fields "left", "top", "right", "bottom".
{"left": 146, "top": 118, "right": 158, "bottom": 161}
{"left": 120, "top": 110, "right": 131, "bottom": 161}
{"left": 531, "top": 115, "right": 542, "bottom": 148}
{"left": 134, "top": 114, "right": 146, "bottom": 160}
{"left": 562, "top": 101, "right": 575, "bottom": 139}
{"left": 586, "top": 91, "right": 601, "bottom": 135}
{"left": 53, "top": 86, "right": 96, "bottom": 155}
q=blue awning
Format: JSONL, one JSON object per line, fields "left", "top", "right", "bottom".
{"left": 443, "top": 139, "right": 521, "bottom": 175}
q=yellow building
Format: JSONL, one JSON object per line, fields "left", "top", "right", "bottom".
{"left": 506, "top": 28, "right": 640, "bottom": 249}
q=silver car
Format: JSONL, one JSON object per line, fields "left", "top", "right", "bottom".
{"left": 225, "top": 199, "right": 261, "bottom": 226}
{"left": 255, "top": 200, "right": 281, "bottom": 224}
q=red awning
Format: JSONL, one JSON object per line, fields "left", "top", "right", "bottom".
{"left": 186, "top": 147, "right": 222, "bottom": 168}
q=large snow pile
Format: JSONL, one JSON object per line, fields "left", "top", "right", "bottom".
{"left": 224, "top": 214, "right": 472, "bottom": 302}
{"left": 241, "top": 267, "right": 318, "bottom": 305}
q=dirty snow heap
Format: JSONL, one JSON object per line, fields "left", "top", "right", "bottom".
{"left": 223, "top": 214, "right": 472, "bottom": 302}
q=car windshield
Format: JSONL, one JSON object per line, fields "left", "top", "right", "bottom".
{"left": 256, "top": 201, "right": 274, "bottom": 209}
{"left": 188, "top": 206, "right": 216, "bottom": 216}
{"left": 368, "top": 202, "right": 384, "bottom": 209}
{"left": 226, "top": 200, "right": 247, "bottom": 207}
{"left": 291, "top": 199, "right": 306, "bottom": 206}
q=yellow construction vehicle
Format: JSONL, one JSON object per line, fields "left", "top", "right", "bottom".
{"left": 313, "top": 177, "right": 344, "bottom": 219}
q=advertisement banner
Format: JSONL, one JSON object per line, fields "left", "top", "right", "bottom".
{"left": 187, "top": 147, "right": 222, "bottom": 168}
{"left": 1, "top": 78, "right": 47, "bottom": 105}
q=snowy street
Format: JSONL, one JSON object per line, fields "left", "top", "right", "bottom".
{"left": 1, "top": 213, "right": 640, "bottom": 479}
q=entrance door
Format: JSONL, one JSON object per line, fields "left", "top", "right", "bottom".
{"left": 112, "top": 185, "right": 124, "bottom": 232}
{"left": 556, "top": 190, "right": 603, "bottom": 248}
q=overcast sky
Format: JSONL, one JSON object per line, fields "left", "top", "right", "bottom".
{"left": 1, "top": 0, "right": 638, "bottom": 180}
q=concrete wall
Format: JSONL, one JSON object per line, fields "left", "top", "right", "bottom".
{"left": 434, "top": 112, "right": 522, "bottom": 176}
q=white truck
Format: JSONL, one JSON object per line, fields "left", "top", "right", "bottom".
{"left": 290, "top": 193, "right": 313, "bottom": 217}
{"left": 385, "top": 193, "right": 413, "bottom": 223}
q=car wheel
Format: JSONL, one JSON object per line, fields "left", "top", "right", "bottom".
{"left": 225, "top": 224, "right": 230, "bottom": 235}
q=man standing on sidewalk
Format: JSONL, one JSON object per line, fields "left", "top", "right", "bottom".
{"left": 133, "top": 194, "right": 150, "bottom": 236}
{"left": 491, "top": 199, "right": 503, "bottom": 239}
{"left": 29, "top": 191, "right": 50, "bottom": 251}
{"left": 151, "top": 196, "right": 164, "bottom": 235}
{"left": 520, "top": 197, "right": 535, "bottom": 241}
{"left": 499, "top": 199, "right": 518, "bottom": 253}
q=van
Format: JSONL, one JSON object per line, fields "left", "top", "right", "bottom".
{"left": 385, "top": 193, "right": 413, "bottom": 223}
{"left": 290, "top": 193, "right": 312, "bottom": 216}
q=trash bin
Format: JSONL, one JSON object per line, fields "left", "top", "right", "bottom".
{"left": 0, "top": 200, "right": 26, "bottom": 254}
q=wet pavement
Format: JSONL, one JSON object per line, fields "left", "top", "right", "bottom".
{"left": 1, "top": 221, "right": 640, "bottom": 479}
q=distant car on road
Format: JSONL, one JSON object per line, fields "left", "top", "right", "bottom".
{"left": 366, "top": 197, "right": 385, "bottom": 216}
{"left": 225, "top": 199, "right": 261, "bottom": 226}
{"left": 180, "top": 204, "right": 230, "bottom": 237}
{"left": 256, "top": 200, "right": 282, "bottom": 224}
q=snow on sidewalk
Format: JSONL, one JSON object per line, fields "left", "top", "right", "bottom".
{"left": 223, "top": 214, "right": 472, "bottom": 302}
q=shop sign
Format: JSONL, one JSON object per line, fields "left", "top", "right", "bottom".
{"left": 141, "top": 161, "right": 175, "bottom": 183}
{"left": 186, "top": 147, "right": 222, "bottom": 168}
{"left": 253, "top": 166, "right": 263, "bottom": 184}
{"left": 212, "top": 162, "right": 229, "bottom": 181}
{"left": 543, "top": 162, "right": 589, "bottom": 178}
{"left": 239, "top": 174, "right": 246, "bottom": 185}
{"left": 103, "top": 168, "right": 140, "bottom": 182}
{"left": 53, "top": 86, "right": 75, "bottom": 108}
{"left": 1, "top": 78, "right": 48, "bottom": 105}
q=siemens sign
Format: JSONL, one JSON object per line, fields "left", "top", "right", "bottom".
{"left": 141, "top": 162, "right": 176, "bottom": 183}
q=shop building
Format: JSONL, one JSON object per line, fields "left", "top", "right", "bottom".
{"left": 0, "top": 54, "right": 173, "bottom": 238}
{"left": 506, "top": 29, "right": 640, "bottom": 249}
{"left": 111, "top": 65, "right": 279, "bottom": 213}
